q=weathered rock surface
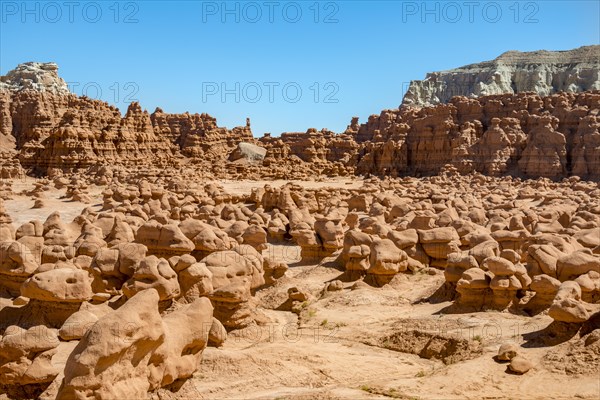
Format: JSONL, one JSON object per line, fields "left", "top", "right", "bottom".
{"left": 0, "top": 47, "right": 599, "bottom": 400}
{"left": 353, "top": 92, "right": 600, "bottom": 180}
{"left": 0, "top": 62, "right": 69, "bottom": 94}
{"left": 402, "top": 45, "right": 600, "bottom": 106}
{"left": 2, "top": 57, "right": 600, "bottom": 180}
{"left": 229, "top": 142, "right": 267, "bottom": 162}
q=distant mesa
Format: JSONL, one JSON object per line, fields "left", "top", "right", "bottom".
{"left": 402, "top": 45, "right": 600, "bottom": 107}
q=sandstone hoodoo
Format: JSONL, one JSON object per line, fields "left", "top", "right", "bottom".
{"left": 2, "top": 61, "right": 600, "bottom": 181}
{"left": 0, "top": 45, "right": 599, "bottom": 400}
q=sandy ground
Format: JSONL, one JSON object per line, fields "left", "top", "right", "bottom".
{"left": 3, "top": 178, "right": 104, "bottom": 226}
{"left": 2, "top": 178, "right": 599, "bottom": 400}
{"left": 217, "top": 178, "right": 365, "bottom": 196}
{"left": 2, "top": 178, "right": 362, "bottom": 226}
{"left": 185, "top": 251, "right": 600, "bottom": 399}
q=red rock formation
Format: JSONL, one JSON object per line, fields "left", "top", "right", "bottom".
{"left": 353, "top": 91, "right": 600, "bottom": 179}
{"left": 259, "top": 128, "right": 357, "bottom": 177}
{"left": 0, "top": 90, "right": 254, "bottom": 175}
{"left": 151, "top": 109, "right": 253, "bottom": 158}
{"left": 1, "top": 86, "right": 599, "bottom": 180}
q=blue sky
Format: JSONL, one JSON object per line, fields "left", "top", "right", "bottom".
{"left": 1, "top": 1, "right": 598, "bottom": 136}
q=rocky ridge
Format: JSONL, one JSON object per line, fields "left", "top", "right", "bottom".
{"left": 1, "top": 57, "right": 599, "bottom": 181}
{"left": 402, "top": 45, "right": 600, "bottom": 107}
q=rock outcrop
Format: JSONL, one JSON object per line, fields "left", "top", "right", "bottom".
{"left": 0, "top": 62, "right": 69, "bottom": 95}
{"left": 2, "top": 57, "right": 599, "bottom": 180}
{"left": 402, "top": 45, "right": 600, "bottom": 106}
{"left": 353, "top": 92, "right": 600, "bottom": 180}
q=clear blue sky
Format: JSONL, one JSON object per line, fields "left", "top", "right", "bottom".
{"left": 1, "top": 1, "right": 598, "bottom": 136}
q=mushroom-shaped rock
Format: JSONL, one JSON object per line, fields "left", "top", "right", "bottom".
{"left": 171, "top": 254, "right": 197, "bottom": 273}
{"left": 263, "top": 257, "right": 288, "bottom": 286}
{"left": 0, "top": 325, "right": 60, "bottom": 390}
{"left": 135, "top": 221, "right": 195, "bottom": 256}
{"left": 314, "top": 213, "right": 344, "bottom": 254}
{"left": 290, "top": 221, "right": 322, "bottom": 259}
{"left": 387, "top": 229, "right": 418, "bottom": 249}
{"left": 525, "top": 273, "right": 562, "bottom": 312}
{"left": 148, "top": 297, "right": 215, "bottom": 389}
{"left": 513, "top": 263, "right": 531, "bottom": 287}
{"left": 179, "top": 219, "right": 230, "bottom": 254}
{"left": 489, "top": 274, "right": 522, "bottom": 309}
{"left": 105, "top": 214, "right": 135, "bottom": 246}
{"left": 21, "top": 268, "right": 93, "bottom": 303}
{"left": 527, "top": 244, "right": 564, "bottom": 278}
{"left": 419, "top": 227, "right": 461, "bottom": 261}
{"left": 178, "top": 262, "right": 214, "bottom": 302}
{"left": 115, "top": 242, "right": 148, "bottom": 276}
{"left": 42, "top": 212, "right": 73, "bottom": 246}
{"left": 342, "top": 229, "right": 373, "bottom": 273}
{"left": 556, "top": 251, "right": 600, "bottom": 282}
{"left": 241, "top": 224, "right": 268, "bottom": 251}
{"left": 90, "top": 248, "right": 126, "bottom": 295}
{"left": 368, "top": 238, "right": 408, "bottom": 285}
{"left": 232, "top": 244, "right": 265, "bottom": 290}
{"left": 469, "top": 240, "right": 500, "bottom": 266}
{"left": 484, "top": 256, "right": 517, "bottom": 276}
{"left": 574, "top": 271, "right": 600, "bottom": 302}
{"left": 530, "top": 274, "right": 561, "bottom": 298}
{"left": 0, "top": 241, "right": 39, "bottom": 295}
{"left": 201, "top": 249, "right": 263, "bottom": 329}
{"left": 202, "top": 251, "right": 253, "bottom": 300}
{"left": 74, "top": 223, "right": 107, "bottom": 257}
{"left": 548, "top": 281, "right": 590, "bottom": 323}
{"left": 418, "top": 227, "right": 460, "bottom": 243}
{"left": 267, "top": 217, "right": 287, "bottom": 241}
{"left": 59, "top": 309, "right": 99, "bottom": 341}
{"left": 208, "top": 317, "right": 227, "bottom": 347}
{"left": 456, "top": 267, "right": 492, "bottom": 306}
{"left": 122, "top": 256, "right": 181, "bottom": 301}
{"left": 444, "top": 252, "right": 479, "bottom": 283}
{"left": 226, "top": 220, "right": 250, "bottom": 243}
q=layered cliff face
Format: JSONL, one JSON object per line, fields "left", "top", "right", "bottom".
{"left": 258, "top": 91, "right": 599, "bottom": 180}
{"left": 257, "top": 129, "right": 358, "bottom": 178}
{"left": 2, "top": 88, "right": 599, "bottom": 180}
{"left": 353, "top": 92, "right": 600, "bottom": 180}
{"left": 0, "top": 91, "right": 22, "bottom": 178}
{"left": 1, "top": 61, "right": 599, "bottom": 181}
{"left": 0, "top": 89, "right": 256, "bottom": 175}
{"left": 402, "top": 46, "right": 600, "bottom": 107}
{"left": 260, "top": 128, "right": 357, "bottom": 164}
{"left": 0, "top": 63, "right": 254, "bottom": 175}
{"left": 151, "top": 111, "right": 253, "bottom": 159}
{"left": 0, "top": 90, "right": 181, "bottom": 174}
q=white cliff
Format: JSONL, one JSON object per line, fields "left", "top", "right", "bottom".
{"left": 402, "top": 45, "right": 600, "bottom": 107}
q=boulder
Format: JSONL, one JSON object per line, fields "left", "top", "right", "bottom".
{"left": 57, "top": 289, "right": 165, "bottom": 399}
{"left": 548, "top": 281, "right": 590, "bottom": 323}
{"left": 21, "top": 268, "right": 93, "bottom": 303}
{"left": 229, "top": 142, "right": 267, "bottom": 162}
